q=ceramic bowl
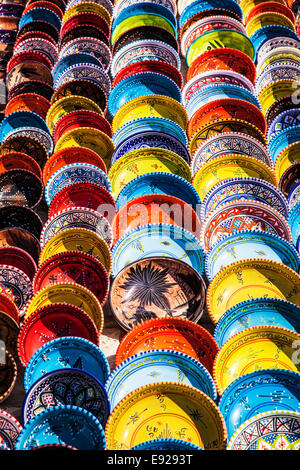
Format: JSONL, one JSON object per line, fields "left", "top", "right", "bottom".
{"left": 0, "top": 150, "right": 42, "bottom": 180}
{"left": 53, "top": 111, "right": 112, "bottom": 145}
{"left": 113, "top": 2, "right": 176, "bottom": 29}
{"left": 105, "top": 382, "right": 227, "bottom": 450}
{"left": 0, "top": 311, "right": 19, "bottom": 356}
{"left": 0, "top": 169, "right": 44, "bottom": 210}
{"left": 267, "top": 109, "right": 300, "bottom": 144}
{"left": 0, "top": 134, "right": 48, "bottom": 169}
{"left": 58, "top": 37, "right": 111, "bottom": 71}
{"left": 275, "top": 142, "right": 300, "bottom": 182}
{"left": 288, "top": 181, "right": 300, "bottom": 210}
{"left": 0, "top": 264, "right": 32, "bottom": 313}
{"left": 0, "top": 205, "right": 43, "bottom": 240}
{"left": 246, "top": 12, "right": 296, "bottom": 38}
{"left": 66, "top": 0, "right": 113, "bottom": 16}
{"left": 17, "top": 20, "right": 59, "bottom": 44}
{"left": 0, "top": 290, "right": 19, "bottom": 323}
{"left": 109, "top": 257, "right": 206, "bottom": 331}
{"left": 251, "top": 25, "right": 299, "bottom": 58}
{"left": 206, "top": 231, "right": 299, "bottom": 281}
{"left": 13, "top": 38, "right": 58, "bottom": 65}
{"left": 51, "top": 80, "right": 107, "bottom": 115}
{"left": 180, "top": 0, "right": 242, "bottom": 28}
{"left": 0, "top": 409, "right": 22, "bottom": 449}
{"left": 0, "top": 228, "right": 41, "bottom": 265}
{"left": 280, "top": 162, "right": 300, "bottom": 198}
{"left": 214, "top": 298, "right": 300, "bottom": 348}
{"left": 207, "top": 259, "right": 300, "bottom": 324}
{"left": 268, "top": 125, "right": 300, "bottom": 163}
{"left": 19, "top": 8, "right": 61, "bottom": 31}
{"left": 54, "top": 64, "right": 111, "bottom": 97}
{"left": 258, "top": 79, "right": 297, "bottom": 116}
{"left": 114, "top": 0, "right": 176, "bottom": 17}
{"left": 105, "top": 349, "right": 217, "bottom": 410}
{"left": 131, "top": 439, "right": 202, "bottom": 450}
{"left": 256, "top": 63, "right": 300, "bottom": 96}
{"left": 52, "top": 52, "right": 102, "bottom": 83}
{"left": 60, "top": 12, "right": 110, "bottom": 40}
{"left": 4, "top": 128, "right": 53, "bottom": 155}
{"left": 63, "top": 3, "right": 111, "bottom": 25}
{"left": 59, "top": 24, "right": 109, "bottom": 49}
{"left": 0, "top": 111, "right": 49, "bottom": 142}
{"left": 5, "top": 93, "right": 50, "bottom": 120}
{"left": 111, "top": 223, "right": 205, "bottom": 277}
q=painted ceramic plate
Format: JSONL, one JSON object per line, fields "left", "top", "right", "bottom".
{"left": 0, "top": 246, "right": 36, "bottom": 282}
{"left": 0, "top": 410, "right": 22, "bottom": 449}
{"left": 0, "top": 228, "right": 41, "bottom": 265}
{"left": 54, "top": 64, "right": 111, "bottom": 96}
{"left": 109, "top": 257, "right": 206, "bottom": 331}
{"left": 0, "top": 135, "right": 48, "bottom": 169}
{"left": 51, "top": 80, "right": 107, "bottom": 115}
{"left": 24, "top": 336, "right": 110, "bottom": 393}
{"left": 131, "top": 439, "right": 202, "bottom": 450}
{"left": 105, "top": 349, "right": 217, "bottom": 410}
{"left": 0, "top": 152, "right": 42, "bottom": 180}
{"left": 105, "top": 382, "right": 227, "bottom": 450}
{"left": 213, "top": 326, "right": 300, "bottom": 394}
{"left": 0, "top": 264, "right": 32, "bottom": 313}
{"left": 17, "top": 303, "right": 99, "bottom": 367}
{"left": 59, "top": 37, "right": 112, "bottom": 71}
{"left": 15, "top": 406, "right": 106, "bottom": 450}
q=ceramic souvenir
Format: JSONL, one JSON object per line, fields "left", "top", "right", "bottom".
{"left": 0, "top": 409, "right": 22, "bottom": 449}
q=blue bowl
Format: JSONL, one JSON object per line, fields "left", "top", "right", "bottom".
{"left": 251, "top": 25, "right": 300, "bottom": 59}
{"left": 105, "top": 349, "right": 216, "bottom": 410}
{"left": 268, "top": 125, "right": 300, "bottom": 163}
{"left": 111, "top": 130, "right": 190, "bottom": 165}
{"left": 108, "top": 72, "right": 181, "bottom": 116}
{"left": 0, "top": 111, "right": 50, "bottom": 142}
{"left": 214, "top": 298, "right": 300, "bottom": 347}
{"left": 205, "top": 231, "right": 300, "bottom": 281}
{"left": 116, "top": 171, "right": 201, "bottom": 211}
{"left": 52, "top": 52, "right": 103, "bottom": 83}
{"left": 180, "top": 0, "right": 242, "bottom": 29}
{"left": 219, "top": 369, "right": 300, "bottom": 441}
{"left": 111, "top": 223, "right": 205, "bottom": 277}
{"left": 24, "top": 336, "right": 110, "bottom": 393}
{"left": 200, "top": 177, "right": 289, "bottom": 221}
{"left": 267, "top": 108, "right": 300, "bottom": 144}
{"left": 287, "top": 200, "right": 300, "bottom": 243}
{"left": 23, "top": 368, "right": 110, "bottom": 426}
{"left": 19, "top": 8, "right": 61, "bottom": 31}
{"left": 112, "top": 3, "right": 177, "bottom": 31}
{"left": 15, "top": 405, "right": 106, "bottom": 450}
{"left": 112, "top": 117, "right": 188, "bottom": 147}
{"left": 131, "top": 439, "right": 203, "bottom": 450}
{"left": 45, "top": 163, "right": 111, "bottom": 206}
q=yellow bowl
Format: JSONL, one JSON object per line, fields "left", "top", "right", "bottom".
{"left": 257, "top": 50, "right": 300, "bottom": 75}
{"left": 105, "top": 382, "right": 227, "bottom": 450}
{"left": 240, "top": 0, "right": 288, "bottom": 21}
{"left": 213, "top": 326, "right": 300, "bottom": 394}
{"left": 246, "top": 12, "right": 295, "bottom": 37}
{"left": 54, "top": 127, "right": 115, "bottom": 169}
{"left": 112, "top": 95, "right": 188, "bottom": 132}
{"left": 39, "top": 227, "right": 112, "bottom": 273}
{"left": 192, "top": 154, "right": 277, "bottom": 200}
{"left": 62, "top": 2, "right": 111, "bottom": 25}
{"left": 275, "top": 142, "right": 300, "bottom": 181}
{"left": 111, "top": 15, "right": 176, "bottom": 44}
{"left": 24, "top": 282, "right": 104, "bottom": 332}
{"left": 207, "top": 259, "right": 300, "bottom": 324}
{"left": 108, "top": 147, "right": 192, "bottom": 198}
{"left": 258, "top": 79, "right": 296, "bottom": 115}
{"left": 46, "top": 96, "right": 103, "bottom": 134}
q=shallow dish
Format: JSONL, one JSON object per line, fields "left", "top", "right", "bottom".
{"left": 109, "top": 257, "right": 206, "bottom": 331}
{"left": 105, "top": 382, "right": 226, "bottom": 450}
{"left": 207, "top": 259, "right": 300, "bottom": 324}
{"left": 24, "top": 336, "right": 110, "bottom": 392}
{"left": 15, "top": 406, "right": 105, "bottom": 450}
{"left": 105, "top": 349, "right": 217, "bottom": 410}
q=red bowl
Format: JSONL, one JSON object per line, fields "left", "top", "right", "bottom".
{"left": 53, "top": 110, "right": 112, "bottom": 145}
{"left": 16, "top": 20, "right": 59, "bottom": 44}
{"left": 33, "top": 251, "right": 110, "bottom": 306}
{"left": 23, "top": 1, "right": 63, "bottom": 20}
{"left": 6, "top": 50, "right": 52, "bottom": 73}
{"left": 5, "top": 93, "right": 51, "bottom": 119}
{"left": 0, "top": 135, "right": 48, "bottom": 170}
{"left": 186, "top": 48, "right": 256, "bottom": 84}
{"left": 17, "top": 303, "right": 100, "bottom": 367}
{"left": 115, "top": 317, "right": 218, "bottom": 373}
{"left": 0, "top": 152, "right": 42, "bottom": 179}
{"left": 43, "top": 147, "right": 108, "bottom": 185}
{"left": 245, "top": 2, "right": 296, "bottom": 24}
{"left": 0, "top": 246, "right": 37, "bottom": 281}
{"left": 188, "top": 98, "right": 267, "bottom": 137}
{"left": 14, "top": 31, "right": 57, "bottom": 48}
{"left": 60, "top": 13, "right": 110, "bottom": 39}
{"left": 48, "top": 181, "right": 116, "bottom": 222}
{"left": 0, "top": 291, "right": 19, "bottom": 324}
{"left": 113, "top": 60, "right": 184, "bottom": 90}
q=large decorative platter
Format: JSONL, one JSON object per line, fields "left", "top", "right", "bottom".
{"left": 0, "top": 409, "right": 22, "bottom": 449}
{"left": 116, "top": 172, "right": 200, "bottom": 211}
{"left": 206, "top": 231, "right": 299, "bottom": 281}
{"left": 23, "top": 368, "right": 110, "bottom": 425}
{"left": 15, "top": 406, "right": 106, "bottom": 450}
{"left": 109, "top": 257, "right": 206, "bottom": 331}
{"left": 115, "top": 317, "right": 218, "bottom": 372}
{"left": 24, "top": 283, "right": 104, "bottom": 333}
{"left": 213, "top": 326, "right": 300, "bottom": 395}
{"left": 227, "top": 410, "right": 300, "bottom": 450}
{"left": 17, "top": 303, "right": 99, "bottom": 366}
{"left": 108, "top": 148, "right": 191, "bottom": 199}
{"left": 105, "top": 349, "right": 217, "bottom": 410}
{"left": 105, "top": 382, "right": 227, "bottom": 450}
{"left": 24, "top": 336, "right": 110, "bottom": 393}
{"left": 111, "top": 223, "right": 205, "bottom": 277}
{"left": 207, "top": 259, "right": 300, "bottom": 324}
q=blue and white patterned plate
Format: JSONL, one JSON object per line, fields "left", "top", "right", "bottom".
{"left": 15, "top": 405, "right": 106, "bottom": 450}
{"left": 214, "top": 298, "right": 300, "bottom": 347}
{"left": 54, "top": 63, "right": 111, "bottom": 96}
{"left": 58, "top": 37, "right": 112, "bottom": 71}
{"left": 267, "top": 108, "right": 300, "bottom": 144}
{"left": 4, "top": 128, "right": 53, "bottom": 155}
{"left": 111, "top": 223, "right": 205, "bottom": 277}
{"left": 251, "top": 25, "right": 299, "bottom": 58}
{"left": 268, "top": 125, "right": 300, "bottom": 163}
{"left": 24, "top": 337, "right": 110, "bottom": 393}
{"left": 52, "top": 52, "right": 103, "bottom": 83}
{"left": 105, "top": 349, "right": 216, "bottom": 410}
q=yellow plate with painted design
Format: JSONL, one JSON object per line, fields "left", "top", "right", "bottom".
{"left": 275, "top": 142, "right": 300, "bottom": 181}
{"left": 54, "top": 127, "right": 115, "bottom": 169}
{"left": 24, "top": 282, "right": 104, "bottom": 332}
{"left": 105, "top": 382, "right": 227, "bottom": 450}
{"left": 112, "top": 95, "right": 188, "bottom": 132}
{"left": 213, "top": 326, "right": 300, "bottom": 394}
{"left": 108, "top": 148, "right": 192, "bottom": 198}
{"left": 246, "top": 12, "right": 295, "bottom": 37}
{"left": 207, "top": 259, "right": 300, "bottom": 324}
{"left": 258, "top": 79, "right": 296, "bottom": 115}
{"left": 39, "top": 227, "right": 112, "bottom": 273}
{"left": 192, "top": 154, "right": 277, "bottom": 200}
{"left": 46, "top": 96, "right": 103, "bottom": 134}
{"left": 111, "top": 15, "right": 176, "bottom": 44}
{"left": 62, "top": 2, "right": 111, "bottom": 24}
{"left": 240, "top": 0, "right": 287, "bottom": 21}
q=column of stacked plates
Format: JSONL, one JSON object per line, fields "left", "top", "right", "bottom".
{"left": 180, "top": 0, "right": 300, "bottom": 451}
{"left": 100, "top": 0, "right": 228, "bottom": 452}
{"left": 9, "top": 0, "right": 115, "bottom": 451}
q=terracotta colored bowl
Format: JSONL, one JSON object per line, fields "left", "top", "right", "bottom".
{"left": 5, "top": 93, "right": 51, "bottom": 119}
{"left": 0, "top": 246, "right": 37, "bottom": 282}
{"left": 0, "top": 135, "right": 48, "bottom": 169}
{"left": 0, "top": 152, "right": 42, "bottom": 179}
{"left": 17, "top": 303, "right": 99, "bottom": 367}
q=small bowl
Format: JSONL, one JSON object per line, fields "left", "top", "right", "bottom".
{"left": 0, "top": 409, "right": 22, "bottom": 449}
{"left": 58, "top": 37, "right": 112, "bottom": 71}
{"left": 7, "top": 80, "right": 54, "bottom": 103}
{"left": 0, "top": 135, "right": 48, "bottom": 169}
{"left": 54, "top": 63, "right": 111, "bottom": 96}
{"left": 0, "top": 110, "right": 50, "bottom": 142}
{"left": 51, "top": 80, "right": 107, "bottom": 114}
{"left": 0, "top": 228, "right": 41, "bottom": 265}
{"left": 180, "top": 0, "right": 242, "bottom": 29}
{"left": 0, "top": 246, "right": 37, "bottom": 282}
{"left": 0, "top": 264, "right": 32, "bottom": 313}
{"left": 53, "top": 111, "right": 112, "bottom": 145}
{"left": 113, "top": 60, "right": 183, "bottom": 89}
